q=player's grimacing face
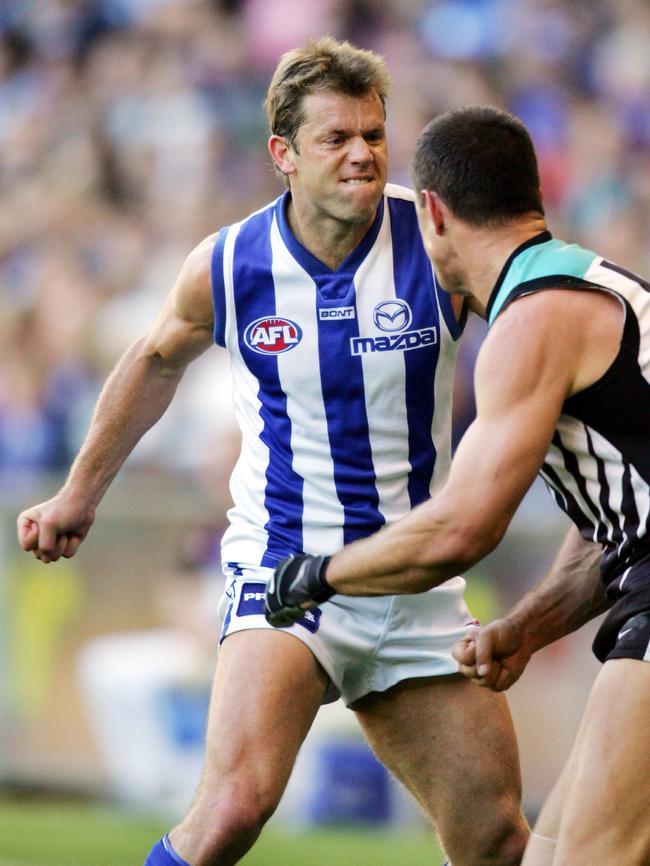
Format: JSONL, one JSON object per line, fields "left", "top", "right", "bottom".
{"left": 289, "top": 90, "right": 388, "bottom": 225}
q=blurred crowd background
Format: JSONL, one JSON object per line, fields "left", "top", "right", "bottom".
{"left": 0, "top": 0, "right": 649, "bottom": 836}
{"left": 1, "top": 0, "right": 649, "bottom": 482}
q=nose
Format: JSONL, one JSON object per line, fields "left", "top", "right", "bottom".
{"left": 348, "top": 135, "right": 373, "bottom": 165}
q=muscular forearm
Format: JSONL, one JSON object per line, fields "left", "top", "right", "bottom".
{"left": 17, "top": 237, "right": 216, "bottom": 565}
{"left": 326, "top": 402, "right": 546, "bottom": 597}
{"left": 63, "top": 339, "right": 185, "bottom": 506}
{"left": 503, "top": 526, "right": 610, "bottom": 655}
{"left": 325, "top": 496, "right": 500, "bottom": 595}
{"left": 265, "top": 495, "right": 507, "bottom": 626}
{"left": 326, "top": 536, "right": 460, "bottom": 596}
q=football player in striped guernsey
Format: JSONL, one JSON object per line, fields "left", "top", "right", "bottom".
{"left": 267, "top": 105, "right": 650, "bottom": 866}
{"left": 15, "top": 40, "right": 531, "bottom": 866}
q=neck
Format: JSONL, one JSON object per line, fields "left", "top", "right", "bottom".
{"left": 443, "top": 215, "right": 548, "bottom": 308}
{"left": 286, "top": 196, "right": 376, "bottom": 271}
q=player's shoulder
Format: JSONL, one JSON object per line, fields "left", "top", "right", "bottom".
{"left": 383, "top": 184, "right": 422, "bottom": 232}
{"left": 227, "top": 195, "right": 282, "bottom": 236}
{"left": 499, "top": 285, "right": 614, "bottom": 330}
{"left": 490, "top": 291, "right": 567, "bottom": 345}
{"left": 384, "top": 182, "right": 416, "bottom": 205}
{"left": 382, "top": 183, "right": 432, "bottom": 264}
{"left": 181, "top": 232, "right": 219, "bottom": 285}
{"left": 171, "top": 233, "right": 221, "bottom": 327}
{"left": 208, "top": 196, "right": 282, "bottom": 259}
{"left": 484, "top": 289, "right": 598, "bottom": 381}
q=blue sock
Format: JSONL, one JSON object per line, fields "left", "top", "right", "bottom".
{"left": 143, "top": 834, "right": 191, "bottom": 866}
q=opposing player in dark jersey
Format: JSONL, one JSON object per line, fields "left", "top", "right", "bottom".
{"left": 265, "top": 105, "right": 650, "bottom": 866}
{"left": 16, "top": 45, "right": 529, "bottom": 866}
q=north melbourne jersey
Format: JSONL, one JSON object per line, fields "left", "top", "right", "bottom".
{"left": 211, "top": 184, "right": 463, "bottom": 567}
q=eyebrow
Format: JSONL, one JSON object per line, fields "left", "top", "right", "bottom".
{"left": 321, "top": 126, "right": 385, "bottom": 137}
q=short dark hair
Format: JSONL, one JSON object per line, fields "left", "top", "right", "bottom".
{"left": 411, "top": 106, "right": 544, "bottom": 226}
{"left": 265, "top": 36, "right": 390, "bottom": 148}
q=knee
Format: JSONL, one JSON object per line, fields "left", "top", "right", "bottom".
{"left": 179, "top": 778, "right": 280, "bottom": 865}
{"left": 451, "top": 809, "right": 528, "bottom": 866}
{"left": 212, "top": 783, "right": 277, "bottom": 838}
{"left": 472, "top": 811, "right": 529, "bottom": 866}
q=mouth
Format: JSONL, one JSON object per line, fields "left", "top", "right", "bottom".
{"left": 341, "top": 177, "right": 374, "bottom": 185}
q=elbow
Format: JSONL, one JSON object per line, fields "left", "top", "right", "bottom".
{"left": 132, "top": 337, "right": 185, "bottom": 381}
{"left": 126, "top": 336, "right": 160, "bottom": 368}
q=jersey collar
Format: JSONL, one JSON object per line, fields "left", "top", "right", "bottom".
{"left": 276, "top": 190, "right": 385, "bottom": 277}
{"left": 485, "top": 230, "right": 553, "bottom": 325}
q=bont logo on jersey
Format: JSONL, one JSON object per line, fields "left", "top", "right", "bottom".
{"left": 319, "top": 306, "right": 355, "bottom": 320}
{"left": 245, "top": 316, "right": 302, "bottom": 354}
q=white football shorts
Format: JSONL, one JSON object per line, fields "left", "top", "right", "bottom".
{"left": 217, "top": 563, "right": 478, "bottom": 706}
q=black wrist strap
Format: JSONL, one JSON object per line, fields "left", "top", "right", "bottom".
{"left": 305, "top": 555, "right": 334, "bottom": 603}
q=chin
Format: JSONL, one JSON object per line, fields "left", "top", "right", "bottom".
{"left": 436, "top": 270, "right": 468, "bottom": 296}
{"left": 349, "top": 205, "right": 378, "bottom": 225}
{"left": 341, "top": 188, "right": 383, "bottom": 222}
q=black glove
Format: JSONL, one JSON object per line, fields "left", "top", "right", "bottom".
{"left": 264, "top": 554, "right": 334, "bottom": 628}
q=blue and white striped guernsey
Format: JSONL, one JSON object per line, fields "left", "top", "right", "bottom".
{"left": 211, "top": 184, "right": 463, "bottom": 567}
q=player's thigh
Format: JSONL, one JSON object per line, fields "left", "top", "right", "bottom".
{"left": 555, "top": 658, "right": 650, "bottom": 866}
{"left": 201, "top": 629, "right": 329, "bottom": 797}
{"left": 353, "top": 675, "right": 523, "bottom": 823}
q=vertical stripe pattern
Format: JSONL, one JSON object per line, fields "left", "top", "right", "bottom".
{"left": 213, "top": 186, "right": 459, "bottom": 565}
{"left": 491, "top": 238, "right": 650, "bottom": 592}
{"left": 231, "top": 205, "right": 305, "bottom": 563}
{"left": 388, "top": 197, "right": 439, "bottom": 507}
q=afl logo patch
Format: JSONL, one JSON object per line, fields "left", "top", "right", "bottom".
{"left": 373, "top": 300, "right": 412, "bottom": 332}
{"left": 245, "top": 316, "right": 302, "bottom": 354}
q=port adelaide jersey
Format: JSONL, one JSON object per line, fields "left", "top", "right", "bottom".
{"left": 211, "top": 184, "right": 463, "bottom": 567}
{"left": 487, "top": 232, "right": 650, "bottom": 608}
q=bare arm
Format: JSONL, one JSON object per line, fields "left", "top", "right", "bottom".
{"left": 497, "top": 525, "right": 609, "bottom": 654}
{"left": 453, "top": 525, "right": 610, "bottom": 690}
{"left": 17, "top": 234, "right": 218, "bottom": 562}
{"left": 264, "top": 288, "right": 624, "bottom": 627}
{"left": 324, "top": 295, "right": 582, "bottom": 594}
{"left": 323, "top": 288, "right": 622, "bottom": 596}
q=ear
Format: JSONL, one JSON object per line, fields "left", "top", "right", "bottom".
{"left": 421, "top": 189, "right": 446, "bottom": 236}
{"left": 268, "top": 135, "right": 296, "bottom": 177}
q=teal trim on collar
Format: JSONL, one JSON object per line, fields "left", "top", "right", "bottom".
{"left": 487, "top": 239, "right": 597, "bottom": 327}
{"left": 485, "top": 231, "right": 552, "bottom": 323}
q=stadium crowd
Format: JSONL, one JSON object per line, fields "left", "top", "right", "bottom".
{"left": 1, "top": 0, "right": 649, "bottom": 482}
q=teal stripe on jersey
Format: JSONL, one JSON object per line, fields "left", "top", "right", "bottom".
{"left": 488, "top": 239, "right": 598, "bottom": 326}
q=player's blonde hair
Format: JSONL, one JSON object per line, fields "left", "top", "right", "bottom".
{"left": 265, "top": 36, "right": 390, "bottom": 149}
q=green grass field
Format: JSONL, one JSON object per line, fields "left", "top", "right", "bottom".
{"left": 0, "top": 798, "right": 445, "bottom": 866}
